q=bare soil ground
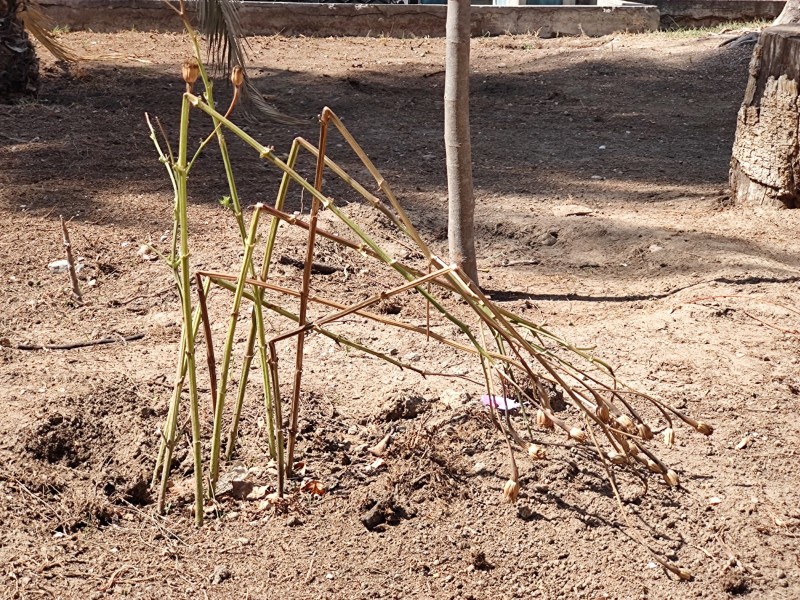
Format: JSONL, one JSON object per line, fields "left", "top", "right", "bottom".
{"left": 1, "top": 28, "right": 800, "bottom": 600}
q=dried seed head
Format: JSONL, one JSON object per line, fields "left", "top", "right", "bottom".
{"left": 595, "top": 404, "right": 610, "bottom": 423}
{"left": 527, "top": 444, "right": 546, "bottom": 460}
{"left": 535, "top": 409, "right": 554, "bottom": 430}
{"left": 616, "top": 415, "right": 636, "bottom": 434}
{"left": 569, "top": 427, "right": 587, "bottom": 443}
{"left": 618, "top": 437, "right": 638, "bottom": 456}
{"left": 646, "top": 459, "right": 662, "bottom": 474}
{"left": 607, "top": 451, "right": 627, "bottom": 466}
{"left": 663, "top": 427, "right": 675, "bottom": 447}
{"left": 182, "top": 61, "right": 200, "bottom": 87}
{"left": 663, "top": 469, "right": 680, "bottom": 487}
{"left": 696, "top": 421, "right": 713, "bottom": 436}
{"left": 503, "top": 479, "right": 520, "bottom": 504}
{"left": 230, "top": 65, "right": 245, "bottom": 88}
{"left": 638, "top": 423, "right": 653, "bottom": 441}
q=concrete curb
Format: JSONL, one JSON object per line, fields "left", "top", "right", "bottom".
{"left": 653, "top": 0, "right": 784, "bottom": 27}
{"left": 39, "top": 0, "right": 661, "bottom": 37}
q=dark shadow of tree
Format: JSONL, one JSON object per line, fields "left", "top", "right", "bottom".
{"left": 3, "top": 39, "right": 793, "bottom": 290}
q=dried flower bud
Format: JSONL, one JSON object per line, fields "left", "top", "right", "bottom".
{"left": 607, "top": 451, "right": 627, "bottom": 466}
{"left": 618, "top": 437, "right": 637, "bottom": 455}
{"left": 595, "top": 404, "right": 610, "bottom": 423}
{"left": 646, "top": 459, "right": 662, "bottom": 474}
{"left": 527, "top": 444, "right": 546, "bottom": 460}
{"left": 695, "top": 421, "right": 713, "bottom": 436}
{"left": 616, "top": 415, "right": 636, "bottom": 434}
{"left": 663, "top": 427, "right": 675, "bottom": 447}
{"left": 535, "top": 409, "right": 553, "bottom": 430}
{"left": 569, "top": 427, "right": 587, "bottom": 443}
{"left": 663, "top": 469, "right": 680, "bottom": 487}
{"left": 638, "top": 424, "right": 654, "bottom": 441}
{"left": 182, "top": 60, "right": 200, "bottom": 87}
{"left": 503, "top": 479, "right": 520, "bottom": 504}
{"left": 230, "top": 65, "right": 245, "bottom": 88}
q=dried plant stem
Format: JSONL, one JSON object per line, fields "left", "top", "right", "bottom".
{"left": 201, "top": 268, "right": 515, "bottom": 368}
{"left": 585, "top": 417, "right": 691, "bottom": 581}
{"left": 206, "top": 275, "right": 430, "bottom": 376}
{"left": 196, "top": 272, "right": 218, "bottom": 407}
{"left": 60, "top": 216, "right": 82, "bottom": 301}
{"left": 285, "top": 109, "right": 331, "bottom": 479}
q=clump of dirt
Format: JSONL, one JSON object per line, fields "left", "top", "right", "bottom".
{"left": 377, "top": 389, "right": 428, "bottom": 422}
{"left": 721, "top": 571, "right": 751, "bottom": 596}
{"left": 23, "top": 412, "right": 101, "bottom": 468}
{"left": 471, "top": 550, "right": 495, "bottom": 571}
{"left": 359, "top": 496, "right": 414, "bottom": 531}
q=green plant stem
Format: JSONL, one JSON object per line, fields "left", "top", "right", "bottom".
{"left": 209, "top": 205, "right": 263, "bottom": 489}
{"left": 176, "top": 92, "right": 205, "bottom": 527}
{"left": 226, "top": 139, "right": 301, "bottom": 461}
{"left": 146, "top": 111, "right": 211, "bottom": 514}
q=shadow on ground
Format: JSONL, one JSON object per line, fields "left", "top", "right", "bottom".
{"left": 1, "top": 35, "right": 780, "bottom": 288}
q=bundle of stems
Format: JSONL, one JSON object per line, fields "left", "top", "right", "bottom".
{"left": 149, "top": 16, "right": 711, "bottom": 546}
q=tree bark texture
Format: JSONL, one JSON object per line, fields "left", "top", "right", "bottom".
{"left": 730, "top": 25, "right": 800, "bottom": 209}
{"left": 444, "top": 0, "right": 478, "bottom": 285}
{"left": 773, "top": 0, "right": 800, "bottom": 25}
{"left": 0, "top": 0, "right": 40, "bottom": 103}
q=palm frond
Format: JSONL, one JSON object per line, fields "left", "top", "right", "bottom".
{"left": 196, "top": 0, "right": 247, "bottom": 75}
{"left": 196, "top": 0, "right": 302, "bottom": 123}
{"left": 18, "top": 0, "right": 79, "bottom": 62}
{"left": 242, "top": 80, "right": 307, "bottom": 125}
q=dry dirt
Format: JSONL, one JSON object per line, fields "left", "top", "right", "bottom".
{"left": 1, "top": 27, "right": 800, "bottom": 600}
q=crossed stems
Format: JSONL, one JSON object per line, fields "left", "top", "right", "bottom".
{"left": 156, "top": 75, "right": 710, "bottom": 516}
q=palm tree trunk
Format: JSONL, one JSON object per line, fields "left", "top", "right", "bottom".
{"left": 0, "top": 0, "right": 40, "bottom": 103}
{"left": 444, "top": 0, "right": 478, "bottom": 285}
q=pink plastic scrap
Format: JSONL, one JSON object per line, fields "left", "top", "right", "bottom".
{"left": 480, "top": 394, "right": 520, "bottom": 411}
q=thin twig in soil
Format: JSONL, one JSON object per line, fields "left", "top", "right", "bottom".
{"left": 742, "top": 311, "right": 799, "bottom": 335}
{"left": 60, "top": 215, "right": 82, "bottom": 301}
{"left": 100, "top": 565, "right": 133, "bottom": 593}
{"left": 12, "top": 333, "right": 145, "bottom": 351}
{"left": 115, "top": 285, "right": 175, "bottom": 306}
{"left": 304, "top": 550, "right": 317, "bottom": 583}
{"left": 12, "top": 478, "right": 64, "bottom": 525}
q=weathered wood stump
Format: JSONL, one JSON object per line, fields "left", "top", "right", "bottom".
{"left": 730, "top": 26, "right": 800, "bottom": 209}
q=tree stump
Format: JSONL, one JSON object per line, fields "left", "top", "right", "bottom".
{"left": 730, "top": 25, "right": 800, "bottom": 209}
{"left": 0, "top": 0, "right": 41, "bottom": 103}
